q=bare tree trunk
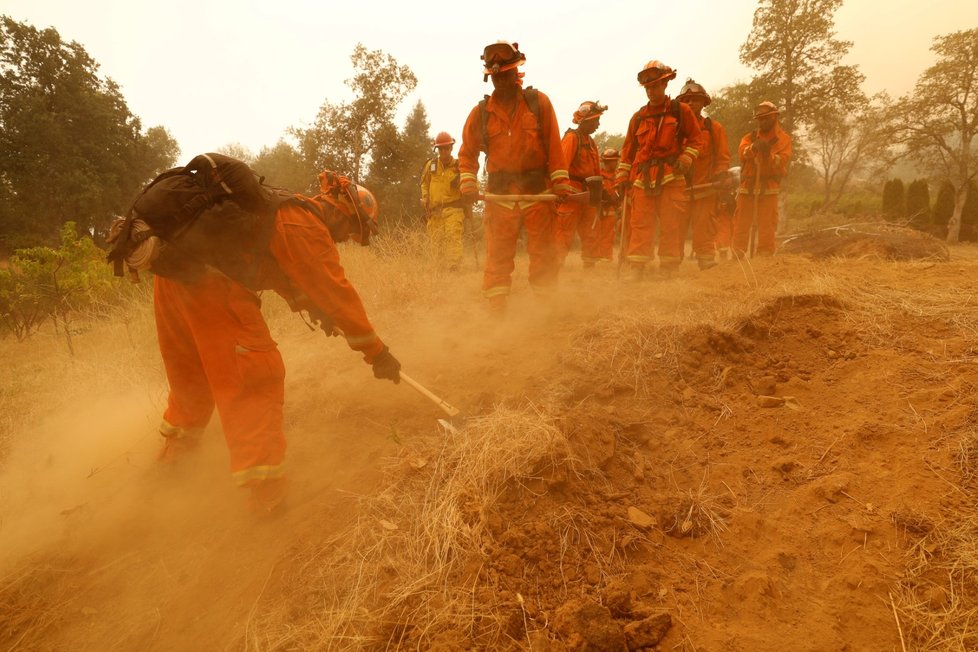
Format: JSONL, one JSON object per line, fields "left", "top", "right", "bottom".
{"left": 946, "top": 183, "right": 967, "bottom": 243}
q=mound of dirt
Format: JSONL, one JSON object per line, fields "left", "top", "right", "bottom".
{"left": 780, "top": 223, "right": 950, "bottom": 261}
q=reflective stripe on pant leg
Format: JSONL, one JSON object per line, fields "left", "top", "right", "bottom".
{"left": 731, "top": 194, "right": 754, "bottom": 254}
{"left": 442, "top": 207, "right": 466, "bottom": 266}
{"left": 657, "top": 182, "right": 690, "bottom": 265}
{"left": 627, "top": 190, "right": 657, "bottom": 264}
{"left": 524, "top": 201, "right": 559, "bottom": 292}
{"left": 577, "top": 205, "right": 603, "bottom": 262}
{"left": 165, "top": 274, "right": 287, "bottom": 485}
{"left": 155, "top": 276, "right": 216, "bottom": 432}
{"left": 554, "top": 201, "right": 580, "bottom": 263}
{"left": 482, "top": 202, "right": 520, "bottom": 296}
{"left": 756, "top": 194, "right": 780, "bottom": 254}
{"left": 690, "top": 195, "right": 718, "bottom": 260}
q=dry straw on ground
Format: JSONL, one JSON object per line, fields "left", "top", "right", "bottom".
{"left": 249, "top": 405, "right": 576, "bottom": 650}
{"left": 780, "top": 223, "right": 951, "bottom": 262}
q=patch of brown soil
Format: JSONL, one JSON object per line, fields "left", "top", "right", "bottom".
{"left": 780, "top": 223, "right": 950, "bottom": 261}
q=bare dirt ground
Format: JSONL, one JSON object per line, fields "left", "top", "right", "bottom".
{"left": 3, "top": 240, "right": 978, "bottom": 651}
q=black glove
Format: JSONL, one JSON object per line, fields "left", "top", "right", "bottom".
{"left": 753, "top": 138, "right": 772, "bottom": 155}
{"left": 371, "top": 346, "right": 401, "bottom": 384}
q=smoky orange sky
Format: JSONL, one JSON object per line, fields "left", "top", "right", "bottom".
{"left": 4, "top": 0, "right": 976, "bottom": 159}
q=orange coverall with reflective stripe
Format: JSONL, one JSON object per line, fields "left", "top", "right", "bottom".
{"left": 682, "top": 115, "right": 730, "bottom": 263}
{"left": 618, "top": 98, "right": 705, "bottom": 268}
{"left": 732, "top": 123, "right": 792, "bottom": 255}
{"left": 155, "top": 200, "right": 385, "bottom": 486}
{"left": 587, "top": 166, "right": 618, "bottom": 262}
{"left": 555, "top": 129, "right": 601, "bottom": 264}
{"left": 458, "top": 88, "right": 569, "bottom": 296}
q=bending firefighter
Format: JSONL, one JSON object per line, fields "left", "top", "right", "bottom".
{"left": 107, "top": 154, "right": 401, "bottom": 514}
{"left": 732, "top": 101, "right": 792, "bottom": 257}
{"left": 617, "top": 60, "right": 705, "bottom": 279}
{"left": 420, "top": 131, "right": 467, "bottom": 270}
{"left": 458, "top": 41, "right": 573, "bottom": 313}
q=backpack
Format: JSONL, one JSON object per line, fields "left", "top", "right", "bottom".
{"left": 107, "top": 153, "right": 273, "bottom": 280}
{"left": 107, "top": 154, "right": 281, "bottom": 282}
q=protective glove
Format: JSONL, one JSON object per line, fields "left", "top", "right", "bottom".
{"left": 459, "top": 178, "right": 479, "bottom": 203}
{"left": 753, "top": 138, "right": 772, "bottom": 155}
{"left": 371, "top": 346, "right": 401, "bottom": 384}
{"left": 673, "top": 155, "right": 692, "bottom": 176}
{"left": 552, "top": 180, "right": 575, "bottom": 197}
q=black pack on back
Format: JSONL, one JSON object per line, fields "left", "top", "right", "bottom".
{"left": 108, "top": 153, "right": 271, "bottom": 279}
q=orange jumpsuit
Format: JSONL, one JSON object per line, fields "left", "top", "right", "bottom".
{"left": 554, "top": 129, "right": 600, "bottom": 265}
{"left": 155, "top": 200, "right": 385, "bottom": 486}
{"left": 682, "top": 115, "right": 730, "bottom": 266}
{"left": 617, "top": 98, "right": 705, "bottom": 269}
{"left": 732, "top": 124, "right": 792, "bottom": 256}
{"left": 592, "top": 165, "right": 619, "bottom": 262}
{"left": 458, "top": 88, "right": 569, "bottom": 297}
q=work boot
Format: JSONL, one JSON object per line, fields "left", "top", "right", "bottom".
{"left": 697, "top": 257, "right": 718, "bottom": 271}
{"left": 247, "top": 476, "right": 288, "bottom": 515}
{"left": 487, "top": 294, "right": 507, "bottom": 315}
{"left": 628, "top": 264, "right": 646, "bottom": 282}
{"left": 156, "top": 431, "right": 200, "bottom": 464}
{"left": 659, "top": 265, "right": 677, "bottom": 280}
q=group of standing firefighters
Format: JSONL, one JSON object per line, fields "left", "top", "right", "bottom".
{"left": 420, "top": 41, "right": 793, "bottom": 313}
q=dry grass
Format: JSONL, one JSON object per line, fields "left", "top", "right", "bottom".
{"left": 893, "top": 514, "right": 978, "bottom": 652}
{"left": 0, "top": 562, "right": 79, "bottom": 650}
{"left": 249, "top": 405, "right": 576, "bottom": 650}
{"left": 780, "top": 222, "right": 950, "bottom": 262}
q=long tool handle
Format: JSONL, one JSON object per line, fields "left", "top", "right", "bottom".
{"left": 400, "top": 372, "right": 460, "bottom": 417}
{"left": 480, "top": 192, "right": 589, "bottom": 204}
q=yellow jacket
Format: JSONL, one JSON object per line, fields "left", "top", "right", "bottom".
{"left": 420, "top": 156, "right": 462, "bottom": 207}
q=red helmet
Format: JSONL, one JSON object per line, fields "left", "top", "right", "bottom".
{"left": 637, "top": 60, "right": 677, "bottom": 86}
{"left": 433, "top": 131, "right": 455, "bottom": 147}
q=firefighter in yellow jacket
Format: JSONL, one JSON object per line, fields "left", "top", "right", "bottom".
{"left": 420, "top": 132, "right": 466, "bottom": 270}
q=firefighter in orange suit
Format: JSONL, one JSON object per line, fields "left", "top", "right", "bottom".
{"left": 554, "top": 100, "right": 606, "bottom": 267}
{"left": 676, "top": 79, "right": 730, "bottom": 270}
{"left": 122, "top": 165, "right": 401, "bottom": 514}
{"left": 458, "top": 41, "right": 573, "bottom": 313}
{"left": 593, "top": 148, "right": 621, "bottom": 264}
{"left": 732, "top": 101, "right": 792, "bottom": 256}
{"left": 617, "top": 60, "right": 705, "bottom": 279}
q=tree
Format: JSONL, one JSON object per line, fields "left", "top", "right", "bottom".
{"left": 593, "top": 132, "right": 625, "bottom": 155}
{"left": 365, "top": 100, "right": 431, "bottom": 227}
{"left": 0, "top": 17, "right": 179, "bottom": 247}
{"left": 294, "top": 44, "right": 417, "bottom": 183}
{"left": 891, "top": 28, "right": 978, "bottom": 242}
{"left": 881, "top": 179, "right": 905, "bottom": 221}
{"left": 0, "top": 222, "right": 113, "bottom": 352}
{"left": 252, "top": 140, "right": 316, "bottom": 194}
{"left": 806, "top": 68, "right": 891, "bottom": 208}
{"left": 739, "top": 0, "right": 855, "bottom": 136}
{"left": 905, "top": 179, "right": 931, "bottom": 228}
{"left": 933, "top": 181, "right": 955, "bottom": 229}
